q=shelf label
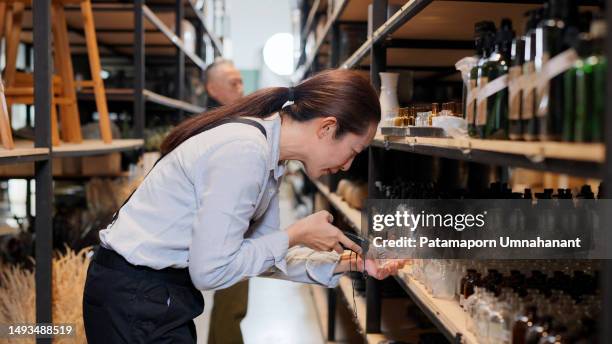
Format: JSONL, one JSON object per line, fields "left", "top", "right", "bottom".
{"left": 476, "top": 77, "right": 488, "bottom": 126}
{"left": 508, "top": 66, "right": 523, "bottom": 120}
{"left": 465, "top": 79, "right": 478, "bottom": 124}
{"left": 477, "top": 74, "right": 508, "bottom": 101}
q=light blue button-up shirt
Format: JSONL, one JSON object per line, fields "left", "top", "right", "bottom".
{"left": 99, "top": 113, "right": 342, "bottom": 290}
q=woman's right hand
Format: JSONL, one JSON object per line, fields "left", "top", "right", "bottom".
{"left": 287, "top": 210, "right": 362, "bottom": 254}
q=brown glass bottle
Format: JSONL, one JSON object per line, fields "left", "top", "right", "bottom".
{"left": 512, "top": 304, "right": 537, "bottom": 344}
{"left": 460, "top": 269, "right": 478, "bottom": 307}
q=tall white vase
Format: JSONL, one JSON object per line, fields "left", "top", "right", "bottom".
{"left": 379, "top": 72, "right": 399, "bottom": 130}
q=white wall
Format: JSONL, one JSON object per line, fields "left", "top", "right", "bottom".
{"left": 226, "top": 0, "right": 294, "bottom": 88}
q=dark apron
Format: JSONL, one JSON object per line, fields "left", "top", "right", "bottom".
{"left": 83, "top": 246, "right": 204, "bottom": 343}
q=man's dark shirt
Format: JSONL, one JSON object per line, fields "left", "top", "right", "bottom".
{"left": 206, "top": 96, "right": 222, "bottom": 110}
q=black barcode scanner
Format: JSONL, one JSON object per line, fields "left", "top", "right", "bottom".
{"left": 341, "top": 230, "right": 368, "bottom": 254}
{"left": 342, "top": 230, "right": 365, "bottom": 246}
{"left": 341, "top": 230, "right": 368, "bottom": 277}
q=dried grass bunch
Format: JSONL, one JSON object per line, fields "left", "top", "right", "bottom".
{"left": 0, "top": 247, "right": 92, "bottom": 344}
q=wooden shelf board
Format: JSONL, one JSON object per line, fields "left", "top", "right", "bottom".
{"left": 0, "top": 141, "right": 49, "bottom": 160}
{"left": 52, "top": 139, "right": 143, "bottom": 157}
{"left": 341, "top": 0, "right": 410, "bottom": 22}
{"left": 359, "top": 47, "right": 472, "bottom": 69}
{"left": 376, "top": 135, "right": 606, "bottom": 163}
{"left": 311, "top": 178, "right": 363, "bottom": 234}
{"left": 19, "top": 4, "right": 210, "bottom": 61}
{"left": 392, "top": 1, "right": 539, "bottom": 41}
{"left": 396, "top": 269, "right": 479, "bottom": 344}
{"left": 340, "top": 0, "right": 371, "bottom": 21}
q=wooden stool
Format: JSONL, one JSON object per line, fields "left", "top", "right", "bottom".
{"left": 1, "top": 0, "right": 113, "bottom": 145}
{"left": 0, "top": 79, "right": 15, "bottom": 149}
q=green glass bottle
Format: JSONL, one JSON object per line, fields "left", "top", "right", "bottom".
{"left": 586, "top": 18, "right": 606, "bottom": 142}
{"left": 534, "top": 0, "right": 578, "bottom": 141}
{"left": 574, "top": 51, "right": 590, "bottom": 142}
{"left": 522, "top": 9, "right": 543, "bottom": 141}
{"left": 483, "top": 19, "right": 514, "bottom": 139}
{"left": 475, "top": 24, "right": 497, "bottom": 138}
{"left": 468, "top": 21, "right": 496, "bottom": 138}
{"left": 562, "top": 13, "right": 592, "bottom": 142}
{"left": 563, "top": 57, "right": 578, "bottom": 142}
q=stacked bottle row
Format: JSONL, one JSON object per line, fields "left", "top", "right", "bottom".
{"left": 391, "top": 102, "right": 463, "bottom": 127}
{"left": 404, "top": 260, "right": 601, "bottom": 343}
{"left": 374, "top": 179, "right": 604, "bottom": 200}
{"left": 463, "top": 0, "right": 606, "bottom": 142}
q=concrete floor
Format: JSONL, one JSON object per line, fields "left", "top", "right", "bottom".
{"left": 194, "top": 182, "right": 325, "bottom": 344}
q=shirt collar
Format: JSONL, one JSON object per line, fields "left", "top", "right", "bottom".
{"left": 254, "top": 113, "right": 285, "bottom": 181}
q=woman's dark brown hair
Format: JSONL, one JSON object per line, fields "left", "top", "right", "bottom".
{"left": 160, "top": 69, "right": 380, "bottom": 156}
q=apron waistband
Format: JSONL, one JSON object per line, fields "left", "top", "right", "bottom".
{"left": 92, "top": 246, "right": 194, "bottom": 288}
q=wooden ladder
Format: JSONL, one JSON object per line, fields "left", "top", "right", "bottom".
{"left": 1, "top": 0, "right": 113, "bottom": 146}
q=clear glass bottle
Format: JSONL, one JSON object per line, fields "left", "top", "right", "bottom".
{"left": 475, "top": 290, "right": 494, "bottom": 342}
{"left": 465, "top": 283, "right": 484, "bottom": 333}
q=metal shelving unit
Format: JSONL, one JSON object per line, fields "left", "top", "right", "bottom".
{"left": 372, "top": 136, "right": 605, "bottom": 178}
{"left": 295, "top": 0, "right": 612, "bottom": 343}
{"left": 3, "top": 2, "right": 223, "bottom": 340}
{"left": 79, "top": 88, "right": 205, "bottom": 113}
{"left": 133, "top": 0, "right": 223, "bottom": 137}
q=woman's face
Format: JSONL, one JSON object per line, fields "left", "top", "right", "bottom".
{"left": 303, "top": 119, "right": 377, "bottom": 178}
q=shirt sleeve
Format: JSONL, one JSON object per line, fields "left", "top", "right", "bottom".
{"left": 249, "top": 190, "right": 343, "bottom": 288}
{"left": 188, "top": 139, "right": 289, "bottom": 291}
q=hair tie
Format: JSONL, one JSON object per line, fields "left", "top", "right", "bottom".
{"left": 287, "top": 87, "right": 295, "bottom": 102}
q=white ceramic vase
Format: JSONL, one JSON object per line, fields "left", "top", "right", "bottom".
{"left": 379, "top": 72, "right": 400, "bottom": 128}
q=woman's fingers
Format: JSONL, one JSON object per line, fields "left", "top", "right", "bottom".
{"left": 337, "top": 231, "right": 362, "bottom": 254}
{"left": 333, "top": 243, "right": 344, "bottom": 254}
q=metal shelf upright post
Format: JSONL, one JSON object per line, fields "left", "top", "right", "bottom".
{"left": 33, "top": 1, "right": 53, "bottom": 343}
{"left": 365, "top": 0, "right": 387, "bottom": 336}
{"left": 134, "top": 0, "right": 145, "bottom": 139}
{"left": 602, "top": 1, "right": 612, "bottom": 343}
{"left": 175, "top": 0, "right": 185, "bottom": 118}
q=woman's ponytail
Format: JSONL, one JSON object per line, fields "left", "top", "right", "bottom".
{"left": 160, "top": 69, "right": 379, "bottom": 156}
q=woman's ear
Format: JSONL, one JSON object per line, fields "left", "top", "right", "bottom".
{"left": 317, "top": 117, "right": 338, "bottom": 139}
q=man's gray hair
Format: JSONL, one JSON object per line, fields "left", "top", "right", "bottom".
{"left": 204, "top": 58, "right": 235, "bottom": 85}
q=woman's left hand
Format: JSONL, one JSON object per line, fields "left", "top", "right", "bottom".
{"left": 358, "top": 257, "right": 407, "bottom": 280}
{"left": 334, "top": 252, "right": 408, "bottom": 280}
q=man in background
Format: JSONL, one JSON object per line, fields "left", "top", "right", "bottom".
{"left": 205, "top": 58, "right": 244, "bottom": 109}
{"left": 203, "top": 58, "right": 248, "bottom": 344}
